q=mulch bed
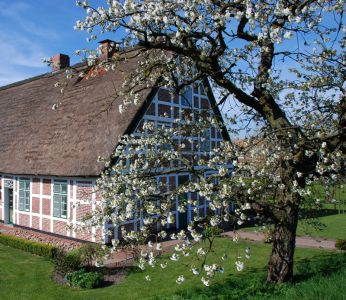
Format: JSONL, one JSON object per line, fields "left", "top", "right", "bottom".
{"left": 103, "top": 268, "right": 128, "bottom": 285}
{"left": 52, "top": 270, "right": 69, "bottom": 286}
{"left": 52, "top": 266, "right": 130, "bottom": 287}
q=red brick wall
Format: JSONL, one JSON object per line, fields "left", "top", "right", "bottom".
{"left": 1, "top": 176, "right": 102, "bottom": 242}
{"left": 76, "top": 229, "right": 91, "bottom": 241}
{"left": 32, "top": 178, "right": 40, "bottom": 194}
{"left": 69, "top": 203, "right": 74, "bottom": 222}
{"left": 31, "top": 216, "right": 40, "bottom": 230}
{"left": 54, "top": 220, "right": 67, "bottom": 236}
{"left": 76, "top": 204, "right": 92, "bottom": 222}
{"left": 18, "top": 214, "right": 30, "bottom": 227}
{"left": 42, "top": 198, "right": 50, "bottom": 215}
{"left": 42, "top": 218, "right": 51, "bottom": 232}
{"left": 32, "top": 197, "right": 40, "bottom": 213}
{"left": 76, "top": 184, "right": 93, "bottom": 201}
{"left": 42, "top": 179, "right": 51, "bottom": 196}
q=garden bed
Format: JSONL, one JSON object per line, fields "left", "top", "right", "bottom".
{"left": 52, "top": 266, "right": 129, "bottom": 287}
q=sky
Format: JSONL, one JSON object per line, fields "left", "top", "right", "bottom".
{"left": 0, "top": 0, "right": 95, "bottom": 87}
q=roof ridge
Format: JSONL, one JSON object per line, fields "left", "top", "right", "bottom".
{"left": 0, "top": 62, "right": 86, "bottom": 91}
{"left": 0, "top": 45, "right": 145, "bottom": 91}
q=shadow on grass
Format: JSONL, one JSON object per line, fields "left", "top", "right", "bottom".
{"left": 299, "top": 208, "right": 341, "bottom": 218}
{"left": 152, "top": 253, "right": 346, "bottom": 300}
{"left": 294, "top": 252, "right": 346, "bottom": 282}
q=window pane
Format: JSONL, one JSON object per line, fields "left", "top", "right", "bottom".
{"left": 61, "top": 184, "right": 67, "bottom": 195}
{"left": 61, "top": 196, "right": 67, "bottom": 218}
{"left": 53, "top": 194, "right": 61, "bottom": 217}
{"left": 25, "top": 191, "right": 30, "bottom": 211}
{"left": 25, "top": 180, "right": 30, "bottom": 191}
{"left": 19, "top": 180, "right": 24, "bottom": 190}
{"left": 200, "top": 129, "right": 211, "bottom": 152}
{"left": 53, "top": 184, "right": 60, "bottom": 194}
{"left": 53, "top": 184, "right": 68, "bottom": 219}
{"left": 178, "top": 175, "right": 189, "bottom": 185}
{"left": 181, "top": 87, "right": 192, "bottom": 106}
{"left": 18, "top": 191, "right": 24, "bottom": 211}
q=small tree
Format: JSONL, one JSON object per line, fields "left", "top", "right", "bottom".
{"left": 73, "top": 0, "right": 345, "bottom": 283}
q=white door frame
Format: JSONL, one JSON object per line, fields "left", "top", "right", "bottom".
{"left": 3, "top": 179, "right": 14, "bottom": 224}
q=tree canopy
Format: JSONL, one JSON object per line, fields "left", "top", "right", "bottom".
{"left": 72, "top": 0, "right": 345, "bottom": 284}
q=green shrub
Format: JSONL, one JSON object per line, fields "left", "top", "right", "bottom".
{"left": 66, "top": 269, "right": 103, "bottom": 289}
{"left": 0, "top": 233, "right": 57, "bottom": 258}
{"left": 335, "top": 239, "right": 346, "bottom": 250}
{"left": 74, "top": 243, "right": 110, "bottom": 266}
{"left": 53, "top": 243, "right": 109, "bottom": 275}
{"left": 53, "top": 248, "right": 83, "bottom": 275}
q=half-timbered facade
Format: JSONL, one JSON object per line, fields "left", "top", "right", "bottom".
{"left": 0, "top": 43, "right": 228, "bottom": 243}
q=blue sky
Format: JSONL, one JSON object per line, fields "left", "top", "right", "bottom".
{"left": 0, "top": 0, "right": 94, "bottom": 86}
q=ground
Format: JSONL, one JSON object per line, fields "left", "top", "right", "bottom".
{"left": 0, "top": 238, "right": 345, "bottom": 300}
{"left": 0, "top": 186, "right": 344, "bottom": 299}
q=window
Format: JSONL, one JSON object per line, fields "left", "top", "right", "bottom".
{"left": 19, "top": 179, "right": 30, "bottom": 211}
{"left": 181, "top": 86, "right": 192, "bottom": 107}
{"left": 178, "top": 176, "right": 190, "bottom": 203}
{"left": 200, "top": 129, "right": 211, "bottom": 152}
{"left": 53, "top": 182, "right": 68, "bottom": 218}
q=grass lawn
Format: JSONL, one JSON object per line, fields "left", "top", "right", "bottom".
{"left": 291, "top": 183, "right": 346, "bottom": 240}
{"left": 0, "top": 239, "right": 345, "bottom": 300}
{"left": 241, "top": 183, "right": 346, "bottom": 240}
{"left": 297, "top": 213, "right": 346, "bottom": 240}
{"left": 243, "top": 211, "right": 346, "bottom": 240}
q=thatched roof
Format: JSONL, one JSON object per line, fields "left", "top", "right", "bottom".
{"left": 0, "top": 49, "right": 153, "bottom": 177}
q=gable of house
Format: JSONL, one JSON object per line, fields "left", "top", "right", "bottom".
{"left": 108, "top": 82, "right": 228, "bottom": 238}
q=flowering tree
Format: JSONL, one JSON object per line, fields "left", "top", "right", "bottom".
{"left": 74, "top": 0, "right": 345, "bottom": 283}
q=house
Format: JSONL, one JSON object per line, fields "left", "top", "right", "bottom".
{"left": 0, "top": 41, "right": 229, "bottom": 243}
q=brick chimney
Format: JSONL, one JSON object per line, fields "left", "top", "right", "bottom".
{"left": 98, "top": 39, "right": 117, "bottom": 61}
{"left": 51, "top": 54, "right": 70, "bottom": 72}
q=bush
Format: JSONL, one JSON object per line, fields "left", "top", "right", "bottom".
{"left": 53, "top": 248, "right": 83, "bottom": 275}
{"left": 0, "top": 233, "right": 57, "bottom": 258}
{"left": 335, "top": 239, "right": 346, "bottom": 250}
{"left": 66, "top": 269, "right": 103, "bottom": 289}
{"left": 52, "top": 243, "right": 110, "bottom": 275}
{"left": 74, "top": 243, "right": 110, "bottom": 267}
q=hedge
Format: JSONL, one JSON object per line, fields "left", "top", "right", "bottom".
{"left": 335, "top": 239, "right": 346, "bottom": 251}
{"left": 0, "top": 233, "right": 58, "bottom": 258}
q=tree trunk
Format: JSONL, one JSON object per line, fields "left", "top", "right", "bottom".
{"left": 267, "top": 207, "right": 299, "bottom": 283}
